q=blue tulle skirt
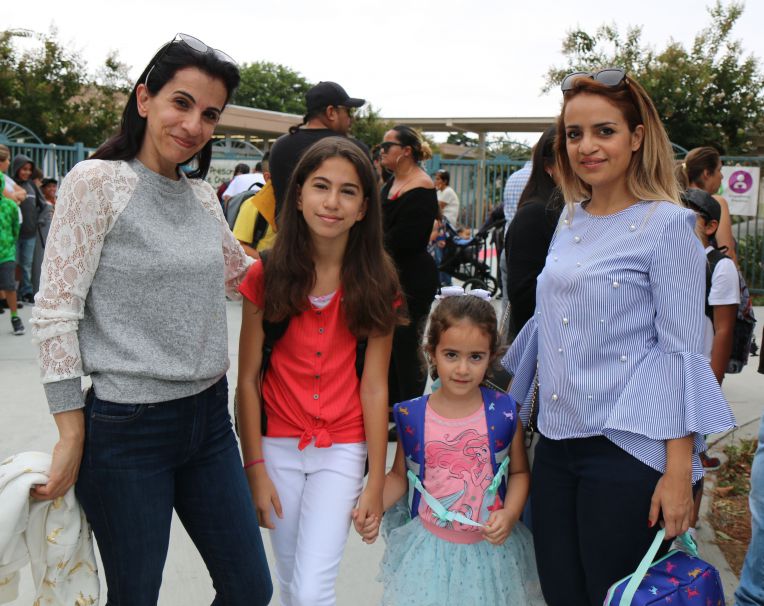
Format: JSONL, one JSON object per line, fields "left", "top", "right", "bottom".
{"left": 377, "top": 499, "right": 545, "bottom": 606}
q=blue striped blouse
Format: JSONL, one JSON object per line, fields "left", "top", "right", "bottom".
{"left": 502, "top": 200, "right": 736, "bottom": 483}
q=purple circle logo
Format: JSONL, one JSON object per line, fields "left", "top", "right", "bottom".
{"left": 728, "top": 170, "right": 753, "bottom": 194}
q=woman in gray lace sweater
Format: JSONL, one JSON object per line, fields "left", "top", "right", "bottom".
{"left": 30, "top": 35, "right": 272, "bottom": 605}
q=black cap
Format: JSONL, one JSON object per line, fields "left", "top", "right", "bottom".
{"left": 305, "top": 81, "right": 365, "bottom": 113}
{"left": 681, "top": 189, "right": 721, "bottom": 223}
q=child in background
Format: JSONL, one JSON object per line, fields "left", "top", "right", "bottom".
{"left": 367, "top": 290, "right": 543, "bottom": 606}
{"left": 683, "top": 189, "right": 739, "bottom": 385}
{"left": 683, "top": 188, "right": 740, "bottom": 531}
{"left": 237, "top": 137, "right": 403, "bottom": 605}
{"left": 0, "top": 148, "right": 22, "bottom": 334}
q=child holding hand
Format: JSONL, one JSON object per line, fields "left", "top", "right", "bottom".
{"left": 361, "top": 290, "right": 543, "bottom": 605}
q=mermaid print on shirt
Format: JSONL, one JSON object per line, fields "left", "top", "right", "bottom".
{"left": 419, "top": 404, "right": 500, "bottom": 534}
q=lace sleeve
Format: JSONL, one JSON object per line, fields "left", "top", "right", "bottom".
{"left": 192, "top": 180, "right": 253, "bottom": 299}
{"left": 30, "top": 161, "right": 136, "bottom": 411}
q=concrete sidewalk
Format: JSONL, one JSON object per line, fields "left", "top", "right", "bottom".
{"left": 1, "top": 302, "right": 760, "bottom": 604}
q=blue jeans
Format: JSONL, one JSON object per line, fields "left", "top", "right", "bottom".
{"left": 432, "top": 245, "right": 452, "bottom": 286}
{"left": 76, "top": 377, "right": 272, "bottom": 606}
{"left": 735, "top": 414, "right": 764, "bottom": 606}
{"left": 16, "top": 236, "right": 35, "bottom": 297}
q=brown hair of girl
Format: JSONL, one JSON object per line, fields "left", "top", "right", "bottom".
{"left": 423, "top": 295, "right": 500, "bottom": 379}
{"left": 264, "top": 136, "right": 406, "bottom": 336}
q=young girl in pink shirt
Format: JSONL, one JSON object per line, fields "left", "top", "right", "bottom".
{"left": 366, "top": 291, "right": 543, "bottom": 605}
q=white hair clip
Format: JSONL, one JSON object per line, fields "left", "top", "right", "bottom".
{"left": 435, "top": 286, "right": 492, "bottom": 302}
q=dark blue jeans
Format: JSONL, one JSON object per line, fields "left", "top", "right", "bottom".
{"left": 531, "top": 435, "right": 673, "bottom": 606}
{"left": 76, "top": 377, "right": 272, "bottom": 606}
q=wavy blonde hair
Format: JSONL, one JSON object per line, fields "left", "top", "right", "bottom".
{"left": 555, "top": 74, "right": 680, "bottom": 206}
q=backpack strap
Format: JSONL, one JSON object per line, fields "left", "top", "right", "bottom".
{"left": 251, "top": 212, "right": 270, "bottom": 249}
{"left": 406, "top": 469, "right": 485, "bottom": 528}
{"left": 482, "top": 386, "right": 518, "bottom": 504}
{"left": 395, "top": 397, "right": 427, "bottom": 519}
{"left": 259, "top": 250, "right": 290, "bottom": 376}
{"left": 257, "top": 250, "right": 288, "bottom": 435}
{"left": 705, "top": 247, "right": 728, "bottom": 321}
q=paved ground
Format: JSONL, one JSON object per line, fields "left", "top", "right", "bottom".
{"left": 1, "top": 301, "right": 760, "bottom": 605}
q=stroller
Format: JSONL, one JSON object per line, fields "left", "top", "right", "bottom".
{"left": 438, "top": 213, "right": 506, "bottom": 296}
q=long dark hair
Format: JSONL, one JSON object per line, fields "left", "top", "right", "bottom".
{"left": 265, "top": 137, "right": 406, "bottom": 336}
{"left": 91, "top": 39, "right": 240, "bottom": 179}
{"left": 518, "top": 125, "right": 561, "bottom": 210}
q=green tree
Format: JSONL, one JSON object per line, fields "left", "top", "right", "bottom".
{"left": 487, "top": 135, "right": 533, "bottom": 160}
{"left": 544, "top": 1, "right": 764, "bottom": 154}
{"left": 446, "top": 133, "right": 478, "bottom": 147}
{"left": 0, "top": 29, "right": 131, "bottom": 146}
{"left": 350, "top": 104, "right": 393, "bottom": 149}
{"left": 232, "top": 62, "right": 312, "bottom": 114}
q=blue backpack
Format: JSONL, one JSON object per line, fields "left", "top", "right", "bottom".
{"left": 394, "top": 386, "right": 518, "bottom": 523}
{"left": 605, "top": 529, "right": 725, "bottom": 606}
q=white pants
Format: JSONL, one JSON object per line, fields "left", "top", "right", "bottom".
{"left": 262, "top": 437, "right": 367, "bottom": 606}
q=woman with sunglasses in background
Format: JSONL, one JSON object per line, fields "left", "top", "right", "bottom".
{"left": 30, "top": 35, "right": 272, "bottom": 605}
{"left": 502, "top": 69, "right": 735, "bottom": 606}
{"left": 379, "top": 126, "right": 439, "bottom": 423}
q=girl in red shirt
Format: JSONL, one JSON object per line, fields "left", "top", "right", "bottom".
{"left": 237, "top": 137, "right": 403, "bottom": 605}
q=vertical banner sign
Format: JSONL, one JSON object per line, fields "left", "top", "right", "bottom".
{"left": 720, "top": 166, "right": 760, "bottom": 216}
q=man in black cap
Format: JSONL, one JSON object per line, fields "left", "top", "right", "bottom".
{"left": 269, "top": 81, "right": 368, "bottom": 220}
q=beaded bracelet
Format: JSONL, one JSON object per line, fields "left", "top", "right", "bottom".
{"left": 244, "top": 459, "right": 265, "bottom": 469}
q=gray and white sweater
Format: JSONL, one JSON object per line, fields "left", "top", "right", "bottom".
{"left": 31, "top": 159, "right": 253, "bottom": 413}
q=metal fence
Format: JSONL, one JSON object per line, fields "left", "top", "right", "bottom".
{"left": 3, "top": 141, "right": 92, "bottom": 179}
{"left": 5, "top": 138, "right": 761, "bottom": 294}
{"left": 424, "top": 155, "right": 528, "bottom": 228}
{"left": 426, "top": 153, "right": 764, "bottom": 295}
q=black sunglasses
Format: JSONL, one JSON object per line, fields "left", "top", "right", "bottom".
{"left": 145, "top": 33, "right": 237, "bottom": 87}
{"left": 379, "top": 141, "right": 403, "bottom": 152}
{"left": 336, "top": 105, "right": 356, "bottom": 118}
{"left": 560, "top": 67, "right": 627, "bottom": 92}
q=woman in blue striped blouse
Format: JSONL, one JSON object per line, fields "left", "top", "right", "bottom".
{"left": 503, "top": 69, "right": 736, "bottom": 606}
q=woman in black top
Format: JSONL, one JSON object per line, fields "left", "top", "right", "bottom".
{"left": 379, "top": 125, "right": 439, "bottom": 406}
{"left": 505, "top": 126, "right": 563, "bottom": 341}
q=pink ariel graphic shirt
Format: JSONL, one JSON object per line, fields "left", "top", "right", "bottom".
{"left": 419, "top": 403, "right": 502, "bottom": 544}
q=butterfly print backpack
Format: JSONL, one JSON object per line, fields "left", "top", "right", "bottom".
{"left": 605, "top": 529, "right": 725, "bottom": 606}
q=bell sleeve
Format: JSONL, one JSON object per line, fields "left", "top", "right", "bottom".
{"left": 603, "top": 209, "right": 736, "bottom": 480}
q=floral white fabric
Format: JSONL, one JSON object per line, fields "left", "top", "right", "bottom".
{"left": 31, "top": 159, "right": 252, "bottom": 387}
{"left": 0, "top": 452, "right": 99, "bottom": 606}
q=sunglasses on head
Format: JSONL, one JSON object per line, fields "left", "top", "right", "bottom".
{"left": 145, "top": 33, "right": 237, "bottom": 87}
{"left": 560, "top": 67, "right": 627, "bottom": 92}
{"left": 379, "top": 141, "right": 403, "bottom": 153}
